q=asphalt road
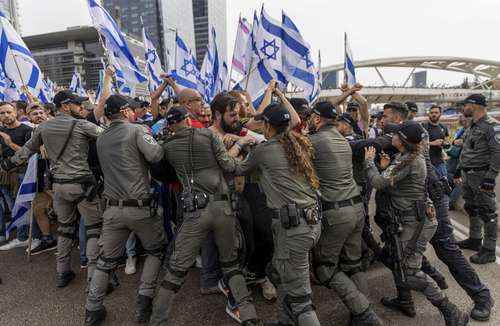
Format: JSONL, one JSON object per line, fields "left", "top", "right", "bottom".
{"left": 1, "top": 200, "right": 500, "bottom": 326}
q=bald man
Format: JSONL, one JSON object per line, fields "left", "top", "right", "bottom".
{"left": 178, "top": 89, "right": 205, "bottom": 129}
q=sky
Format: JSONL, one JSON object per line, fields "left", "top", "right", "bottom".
{"left": 17, "top": 0, "right": 500, "bottom": 86}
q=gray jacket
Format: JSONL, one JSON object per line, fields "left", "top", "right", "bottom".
{"left": 10, "top": 113, "right": 102, "bottom": 180}
{"left": 97, "top": 120, "right": 163, "bottom": 200}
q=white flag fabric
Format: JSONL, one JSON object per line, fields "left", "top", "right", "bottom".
{"left": 69, "top": 67, "right": 87, "bottom": 97}
{"left": 232, "top": 16, "right": 252, "bottom": 76}
{"left": 0, "top": 10, "right": 44, "bottom": 94}
{"left": 142, "top": 24, "right": 165, "bottom": 93}
{"left": 233, "top": 59, "right": 277, "bottom": 108}
{"left": 6, "top": 154, "right": 38, "bottom": 236}
{"left": 87, "top": 0, "right": 147, "bottom": 94}
{"left": 344, "top": 33, "right": 356, "bottom": 86}
{"left": 173, "top": 32, "right": 199, "bottom": 90}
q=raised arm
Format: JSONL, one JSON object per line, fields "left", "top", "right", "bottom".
{"left": 351, "top": 83, "right": 369, "bottom": 133}
{"left": 94, "top": 65, "right": 115, "bottom": 122}
{"left": 274, "top": 88, "right": 300, "bottom": 129}
{"left": 151, "top": 74, "right": 179, "bottom": 120}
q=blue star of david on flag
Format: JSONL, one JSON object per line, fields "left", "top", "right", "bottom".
{"left": 260, "top": 39, "right": 280, "bottom": 60}
{"left": 146, "top": 49, "right": 157, "bottom": 64}
{"left": 303, "top": 53, "right": 313, "bottom": 69}
{"left": 181, "top": 58, "right": 196, "bottom": 77}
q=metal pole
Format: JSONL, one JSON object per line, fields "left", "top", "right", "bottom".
{"left": 244, "top": 56, "right": 255, "bottom": 91}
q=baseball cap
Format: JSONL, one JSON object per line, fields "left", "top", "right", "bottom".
{"left": 166, "top": 106, "right": 189, "bottom": 124}
{"left": 463, "top": 94, "right": 487, "bottom": 107}
{"left": 289, "top": 98, "right": 310, "bottom": 115}
{"left": 104, "top": 95, "right": 130, "bottom": 116}
{"left": 384, "top": 120, "right": 425, "bottom": 145}
{"left": 312, "top": 101, "right": 337, "bottom": 119}
{"left": 405, "top": 101, "right": 418, "bottom": 113}
{"left": 254, "top": 103, "right": 291, "bottom": 127}
{"left": 337, "top": 112, "right": 357, "bottom": 128}
{"left": 346, "top": 101, "right": 360, "bottom": 111}
{"left": 26, "top": 103, "right": 44, "bottom": 115}
{"left": 53, "top": 90, "right": 89, "bottom": 106}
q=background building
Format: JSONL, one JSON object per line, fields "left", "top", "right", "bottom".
{"left": 23, "top": 26, "right": 148, "bottom": 95}
{"left": 0, "top": 0, "right": 20, "bottom": 32}
{"left": 412, "top": 71, "right": 427, "bottom": 88}
{"left": 192, "top": 0, "right": 227, "bottom": 66}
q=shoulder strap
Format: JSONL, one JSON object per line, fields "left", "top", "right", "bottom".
{"left": 56, "top": 120, "right": 77, "bottom": 162}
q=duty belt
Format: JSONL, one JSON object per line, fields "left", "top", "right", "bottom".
{"left": 106, "top": 198, "right": 152, "bottom": 207}
{"left": 322, "top": 195, "right": 362, "bottom": 211}
{"left": 462, "top": 166, "right": 489, "bottom": 173}
{"left": 272, "top": 207, "right": 307, "bottom": 220}
{"left": 398, "top": 208, "right": 417, "bottom": 217}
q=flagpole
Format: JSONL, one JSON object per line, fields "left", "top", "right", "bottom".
{"left": 26, "top": 155, "right": 39, "bottom": 262}
{"left": 343, "top": 32, "right": 347, "bottom": 86}
{"left": 244, "top": 56, "right": 255, "bottom": 91}
{"left": 96, "top": 32, "right": 120, "bottom": 95}
{"left": 10, "top": 52, "right": 31, "bottom": 102}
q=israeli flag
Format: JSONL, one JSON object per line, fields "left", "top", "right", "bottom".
{"left": 38, "top": 78, "right": 52, "bottom": 104}
{"left": 0, "top": 10, "right": 44, "bottom": 94}
{"left": 6, "top": 154, "right": 38, "bottom": 236}
{"left": 0, "top": 72, "right": 21, "bottom": 102}
{"left": 199, "top": 27, "right": 221, "bottom": 103}
{"left": 87, "top": 0, "right": 147, "bottom": 93}
{"left": 243, "top": 11, "right": 260, "bottom": 75}
{"left": 69, "top": 67, "right": 87, "bottom": 97}
{"left": 142, "top": 24, "right": 165, "bottom": 93}
{"left": 232, "top": 16, "right": 252, "bottom": 76}
{"left": 344, "top": 33, "right": 356, "bottom": 86}
{"left": 233, "top": 59, "right": 277, "bottom": 108}
{"left": 220, "top": 61, "right": 229, "bottom": 91}
{"left": 281, "top": 11, "right": 316, "bottom": 103}
{"left": 173, "top": 32, "right": 199, "bottom": 90}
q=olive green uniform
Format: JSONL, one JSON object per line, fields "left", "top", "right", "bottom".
{"left": 9, "top": 113, "right": 103, "bottom": 281}
{"left": 366, "top": 153, "right": 444, "bottom": 303}
{"left": 149, "top": 127, "right": 257, "bottom": 326}
{"left": 310, "top": 124, "right": 370, "bottom": 315}
{"left": 459, "top": 115, "right": 500, "bottom": 251}
{"left": 235, "top": 136, "right": 321, "bottom": 326}
{"left": 86, "top": 121, "right": 165, "bottom": 313}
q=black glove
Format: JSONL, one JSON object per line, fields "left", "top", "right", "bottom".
{"left": 453, "top": 168, "right": 462, "bottom": 179}
{"left": 480, "top": 178, "right": 496, "bottom": 191}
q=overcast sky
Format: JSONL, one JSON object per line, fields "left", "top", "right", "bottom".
{"left": 17, "top": 0, "right": 500, "bottom": 85}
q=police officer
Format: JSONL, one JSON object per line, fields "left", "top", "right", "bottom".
{"left": 366, "top": 121, "right": 469, "bottom": 326}
{"left": 1, "top": 90, "right": 103, "bottom": 288}
{"left": 377, "top": 102, "right": 493, "bottom": 322}
{"left": 309, "top": 101, "right": 381, "bottom": 325}
{"left": 234, "top": 103, "right": 322, "bottom": 326}
{"left": 149, "top": 106, "right": 259, "bottom": 326}
{"left": 84, "top": 95, "right": 165, "bottom": 326}
{"left": 456, "top": 94, "right": 500, "bottom": 264}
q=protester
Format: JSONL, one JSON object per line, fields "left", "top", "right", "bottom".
{"left": 423, "top": 105, "right": 449, "bottom": 178}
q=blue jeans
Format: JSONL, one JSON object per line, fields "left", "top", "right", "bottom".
{"left": 434, "top": 162, "right": 448, "bottom": 179}
{"left": 126, "top": 232, "right": 137, "bottom": 257}
{"left": 79, "top": 216, "right": 87, "bottom": 264}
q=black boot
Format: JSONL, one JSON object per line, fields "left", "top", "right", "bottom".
{"left": 470, "top": 248, "right": 496, "bottom": 264}
{"left": 134, "top": 294, "right": 153, "bottom": 323}
{"left": 349, "top": 306, "right": 382, "bottom": 326}
{"left": 471, "top": 295, "right": 494, "bottom": 321}
{"left": 433, "top": 297, "right": 469, "bottom": 326}
{"left": 56, "top": 270, "right": 75, "bottom": 288}
{"left": 457, "top": 238, "right": 482, "bottom": 251}
{"left": 381, "top": 287, "right": 416, "bottom": 318}
{"left": 84, "top": 307, "right": 107, "bottom": 326}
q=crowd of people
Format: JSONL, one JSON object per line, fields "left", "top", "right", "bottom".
{"left": 0, "top": 65, "right": 498, "bottom": 326}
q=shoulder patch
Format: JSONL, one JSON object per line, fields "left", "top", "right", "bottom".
{"left": 143, "top": 134, "right": 157, "bottom": 145}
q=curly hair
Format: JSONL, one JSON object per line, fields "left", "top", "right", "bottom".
{"left": 275, "top": 126, "right": 320, "bottom": 190}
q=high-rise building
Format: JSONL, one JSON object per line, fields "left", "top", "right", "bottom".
{"left": 0, "top": 0, "right": 20, "bottom": 32}
{"left": 192, "top": 0, "right": 227, "bottom": 66}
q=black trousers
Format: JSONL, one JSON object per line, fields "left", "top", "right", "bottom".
{"left": 240, "top": 183, "right": 274, "bottom": 278}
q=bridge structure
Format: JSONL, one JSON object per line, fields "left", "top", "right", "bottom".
{"left": 317, "top": 56, "right": 500, "bottom": 104}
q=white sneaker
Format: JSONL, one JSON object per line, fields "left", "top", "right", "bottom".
{"left": 261, "top": 277, "right": 277, "bottom": 301}
{"left": 26, "top": 239, "right": 42, "bottom": 253}
{"left": 125, "top": 256, "right": 137, "bottom": 275}
{"left": 0, "top": 238, "right": 29, "bottom": 251}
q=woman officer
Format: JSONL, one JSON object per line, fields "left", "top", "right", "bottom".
{"left": 235, "top": 102, "right": 322, "bottom": 326}
{"left": 365, "top": 120, "right": 468, "bottom": 326}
